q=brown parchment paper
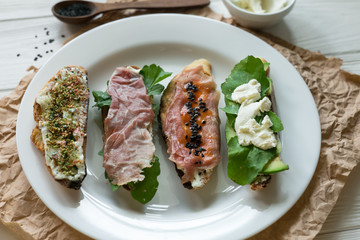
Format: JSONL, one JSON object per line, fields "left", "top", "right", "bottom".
{"left": 1, "top": 2, "right": 360, "bottom": 240}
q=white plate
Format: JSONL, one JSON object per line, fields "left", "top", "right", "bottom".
{"left": 17, "top": 14, "right": 321, "bottom": 239}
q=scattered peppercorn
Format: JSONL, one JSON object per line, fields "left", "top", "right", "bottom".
{"left": 16, "top": 53, "right": 20, "bottom": 57}
{"left": 46, "top": 31, "right": 50, "bottom": 36}
{"left": 49, "top": 39, "right": 54, "bottom": 43}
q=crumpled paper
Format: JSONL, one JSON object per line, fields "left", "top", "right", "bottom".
{"left": 0, "top": 2, "right": 359, "bottom": 240}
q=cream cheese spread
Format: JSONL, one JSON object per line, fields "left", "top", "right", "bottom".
{"left": 36, "top": 67, "right": 88, "bottom": 181}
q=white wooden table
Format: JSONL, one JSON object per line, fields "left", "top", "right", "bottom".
{"left": 1, "top": 0, "right": 359, "bottom": 239}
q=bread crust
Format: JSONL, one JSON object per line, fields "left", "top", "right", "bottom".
{"left": 31, "top": 66, "right": 88, "bottom": 190}
{"left": 160, "top": 59, "right": 219, "bottom": 190}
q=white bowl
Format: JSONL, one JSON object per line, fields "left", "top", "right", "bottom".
{"left": 222, "top": 0, "right": 296, "bottom": 29}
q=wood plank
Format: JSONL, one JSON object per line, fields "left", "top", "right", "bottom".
{"left": 0, "top": 0, "right": 106, "bottom": 21}
{"left": 0, "top": 17, "right": 83, "bottom": 91}
{"left": 316, "top": 228, "right": 360, "bottom": 240}
{"left": 317, "top": 164, "right": 360, "bottom": 235}
{"left": 263, "top": 0, "right": 360, "bottom": 74}
{"left": 0, "top": 0, "right": 57, "bottom": 21}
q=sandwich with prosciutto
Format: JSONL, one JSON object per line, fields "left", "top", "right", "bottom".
{"left": 31, "top": 66, "right": 90, "bottom": 190}
{"left": 221, "top": 56, "right": 289, "bottom": 190}
{"left": 93, "top": 64, "right": 171, "bottom": 204}
{"left": 160, "top": 59, "right": 221, "bottom": 189}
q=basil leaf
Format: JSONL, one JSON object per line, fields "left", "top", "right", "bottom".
{"left": 148, "top": 84, "right": 165, "bottom": 96}
{"left": 140, "top": 64, "right": 172, "bottom": 95}
{"left": 221, "top": 56, "right": 271, "bottom": 100}
{"left": 221, "top": 105, "right": 239, "bottom": 115}
{"left": 105, "top": 171, "right": 121, "bottom": 192}
{"left": 98, "top": 149, "right": 103, "bottom": 156}
{"left": 227, "top": 137, "right": 276, "bottom": 185}
{"left": 268, "top": 111, "right": 284, "bottom": 132}
{"left": 128, "top": 156, "right": 161, "bottom": 204}
{"left": 92, "top": 90, "right": 111, "bottom": 109}
{"left": 152, "top": 103, "right": 160, "bottom": 116}
{"left": 225, "top": 120, "right": 237, "bottom": 144}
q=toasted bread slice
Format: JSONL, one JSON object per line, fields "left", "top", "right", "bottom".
{"left": 31, "top": 66, "right": 89, "bottom": 190}
{"left": 160, "top": 59, "right": 221, "bottom": 189}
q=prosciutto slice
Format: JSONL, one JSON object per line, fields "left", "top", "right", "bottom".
{"left": 103, "top": 67, "right": 155, "bottom": 186}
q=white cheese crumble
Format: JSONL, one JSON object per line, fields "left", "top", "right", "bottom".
{"left": 231, "top": 79, "right": 261, "bottom": 104}
{"left": 232, "top": 79, "right": 277, "bottom": 150}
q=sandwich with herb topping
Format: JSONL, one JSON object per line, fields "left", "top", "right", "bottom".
{"left": 31, "top": 66, "right": 89, "bottom": 190}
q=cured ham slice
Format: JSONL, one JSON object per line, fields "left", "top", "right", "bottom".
{"left": 160, "top": 59, "right": 221, "bottom": 189}
{"left": 103, "top": 67, "right": 155, "bottom": 186}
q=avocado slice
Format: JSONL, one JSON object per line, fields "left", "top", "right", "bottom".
{"left": 261, "top": 156, "right": 289, "bottom": 174}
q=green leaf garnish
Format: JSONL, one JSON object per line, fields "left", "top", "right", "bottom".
{"left": 140, "top": 64, "right": 172, "bottom": 96}
{"left": 127, "top": 156, "right": 161, "bottom": 204}
{"left": 98, "top": 149, "right": 103, "bottom": 156}
{"left": 221, "top": 55, "right": 271, "bottom": 100}
{"left": 104, "top": 156, "right": 161, "bottom": 204}
{"left": 221, "top": 105, "right": 239, "bottom": 115}
{"left": 148, "top": 84, "right": 165, "bottom": 96}
{"left": 227, "top": 138, "right": 277, "bottom": 185}
{"left": 267, "top": 111, "right": 284, "bottom": 132}
{"left": 92, "top": 90, "right": 111, "bottom": 109}
{"left": 105, "top": 171, "right": 121, "bottom": 192}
